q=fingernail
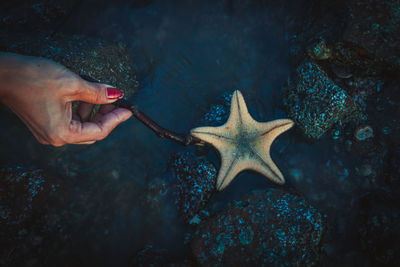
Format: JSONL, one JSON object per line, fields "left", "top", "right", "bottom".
{"left": 106, "top": 87, "right": 124, "bottom": 99}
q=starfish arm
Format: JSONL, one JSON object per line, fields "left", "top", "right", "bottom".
{"left": 225, "top": 90, "right": 257, "bottom": 130}
{"left": 190, "top": 126, "right": 234, "bottom": 148}
{"left": 249, "top": 119, "right": 294, "bottom": 184}
{"left": 257, "top": 119, "right": 294, "bottom": 148}
{"left": 216, "top": 147, "right": 247, "bottom": 191}
{"left": 248, "top": 147, "right": 285, "bottom": 184}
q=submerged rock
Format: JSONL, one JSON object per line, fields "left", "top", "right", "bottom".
{"left": 311, "top": 41, "right": 387, "bottom": 105}
{"left": 191, "top": 189, "right": 326, "bottom": 266}
{"left": 0, "top": 0, "right": 139, "bottom": 97}
{"left": 285, "top": 1, "right": 348, "bottom": 65}
{"left": 286, "top": 38, "right": 389, "bottom": 143}
{"left": 327, "top": 42, "right": 386, "bottom": 78}
{"left": 170, "top": 152, "right": 217, "bottom": 224}
{"left": 200, "top": 91, "right": 233, "bottom": 126}
{"left": 1, "top": 33, "right": 139, "bottom": 98}
{"left": 284, "top": 61, "right": 361, "bottom": 139}
{"left": 0, "top": 165, "right": 61, "bottom": 266}
{"left": 344, "top": 0, "right": 400, "bottom": 69}
{"left": 0, "top": 166, "right": 60, "bottom": 226}
{"left": 358, "top": 193, "right": 400, "bottom": 266}
{"left": 307, "top": 39, "right": 332, "bottom": 61}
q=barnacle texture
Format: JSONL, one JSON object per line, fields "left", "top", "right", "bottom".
{"left": 200, "top": 91, "right": 233, "bottom": 126}
{"left": 344, "top": 0, "right": 400, "bottom": 68}
{"left": 1, "top": 33, "right": 138, "bottom": 98}
{"left": 284, "top": 61, "right": 360, "bottom": 139}
{"left": 192, "top": 189, "right": 326, "bottom": 266}
{"left": 170, "top": 152, "right": 217, "bottom": 224}
{"left": 0, "top": 166, "right": 60, "bottom": 266}
{"left": 0, "top": 166, "right": 59, "bottom": 225}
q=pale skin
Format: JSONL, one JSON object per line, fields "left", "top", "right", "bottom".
{"left": 0, "top": 52, "right": 133, "bottom": 146}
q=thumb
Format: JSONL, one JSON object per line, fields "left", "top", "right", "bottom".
{"left": 74, "top": 81, "right": 124, "bottom": 104}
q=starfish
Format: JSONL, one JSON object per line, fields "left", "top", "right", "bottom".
{"left": 190, "top": 90, "right": 294, "bottom": 191}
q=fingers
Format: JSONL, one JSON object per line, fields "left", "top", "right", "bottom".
{"left": 66, "top": 107, "right": 132, "bottom": 144}
{"left": 97, "top": 104, "right": 116, "bottom": 115}
{"left": 77, "top": 102, "right": 94, "bottom": 121}
{"left": 76, "top": 141, "right": 96, "bottom": 145}
{"left": 72, "top": 80, "right": 124, "bottom": 104}
{"left": 77, "top": 102, "right": 114, "bottom": 122}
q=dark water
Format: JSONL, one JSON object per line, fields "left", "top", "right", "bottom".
{"left": 1, "top": 0, "right": 397, "bottom": 266}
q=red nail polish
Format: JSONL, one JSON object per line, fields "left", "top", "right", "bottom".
{"left": 106, "top": 87, "right": 124, "bottom": 99}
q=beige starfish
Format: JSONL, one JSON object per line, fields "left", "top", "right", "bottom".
{"left": 191, "top": 90, "right": 294, "bottom": 191}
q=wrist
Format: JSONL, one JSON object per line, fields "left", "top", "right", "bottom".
{"left": 0, "top": 53, "right": 19, "bottom": 101}
{"left": 0, "top": 52, "right": 36, "bottom": 103}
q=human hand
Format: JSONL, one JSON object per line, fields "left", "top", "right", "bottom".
{"left": 0, "top": 52, "right": 133, "bottom": 146}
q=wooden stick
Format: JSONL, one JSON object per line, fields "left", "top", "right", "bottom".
{"left": 80, "top": 74, "right": 203, "bottom": 146}
{"left": 115, "top": 99, "right": 203, "bottom": 146}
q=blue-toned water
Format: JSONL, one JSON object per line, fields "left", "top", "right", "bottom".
{"left": 1, "top": 0, "right": 397, "bottom": 266}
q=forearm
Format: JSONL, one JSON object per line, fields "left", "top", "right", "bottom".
{"left": 0, "top": 52, "right": 29, "bottom": 103}
{"left": 0, "top": 52, "right": 57, "bottom": 106}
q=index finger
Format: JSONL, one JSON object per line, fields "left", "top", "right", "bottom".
{"left": 66, "top": 108, "right": 132, "bottom": 144}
